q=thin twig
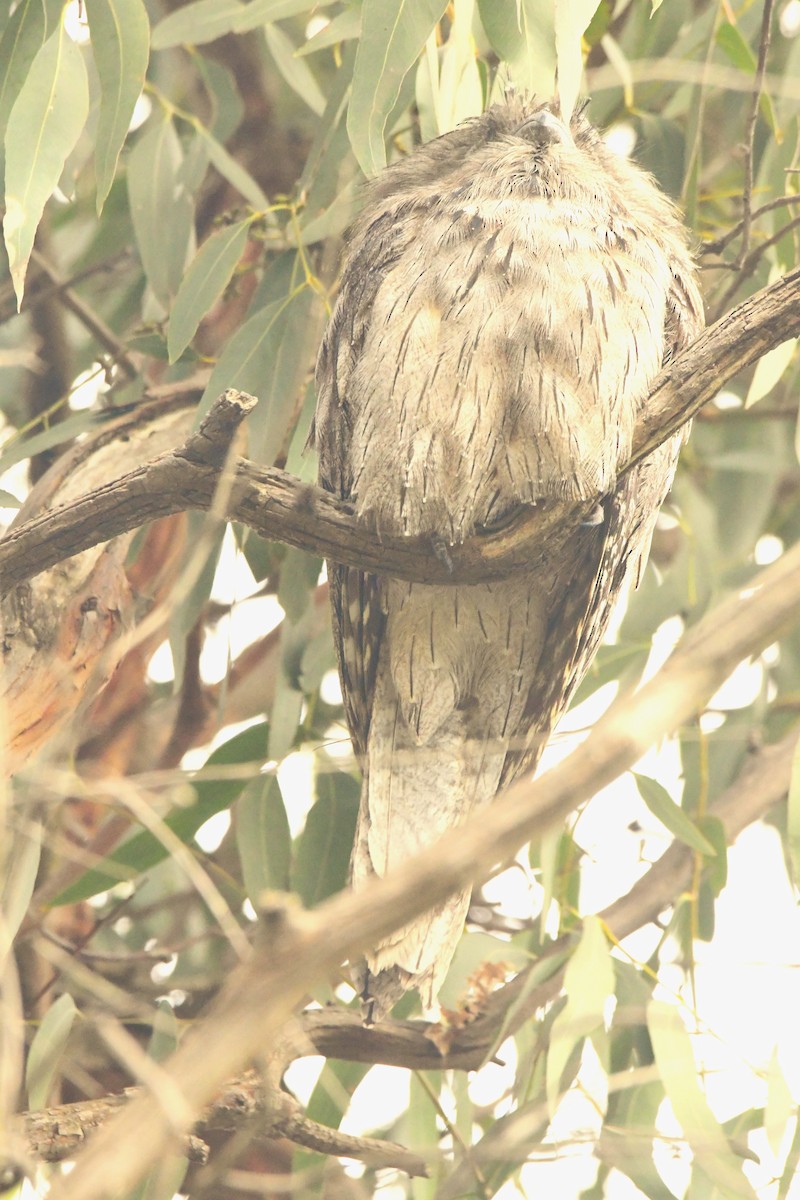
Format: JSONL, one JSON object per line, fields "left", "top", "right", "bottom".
{"left": 702, "top": 192, "right": 800, "bottom": 256}
{"left": 29, "top": 250, "right": 138, "bottom": 382}
{"left": 0, "top": 251, "right": 131, "bottom": 327}
{"left": 738, "top": 0, "right": 776, "bottom": 266}
{"left": 712, "top": 212, "right": 800, "bottom": 318}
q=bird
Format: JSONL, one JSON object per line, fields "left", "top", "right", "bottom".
{"left": 312, "top": 96, "right": 704, "bottom": 1020}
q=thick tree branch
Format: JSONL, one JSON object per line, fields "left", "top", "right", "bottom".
{"left": 43, "top": 505, "right": 800, "bottom": 1200}
{"left": 2, "top": 267, "right": 800, "bottom": 596}
{"left": 22, "top": 1073, "right": 427, "bottom": 1177}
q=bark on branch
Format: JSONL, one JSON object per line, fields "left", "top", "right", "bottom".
{"left": 21, "top": 1072, "right": 427, "bottom": 1177}
{"left": 2, "top": 266, "right": 799, "bottom": 597}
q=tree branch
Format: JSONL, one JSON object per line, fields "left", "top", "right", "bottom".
{"left": 16, "top": 722, "right": 793, "bottom": 1178}
{"left": 22, "top": 1072, "right": 427, "bottom": 1178}
{"left": 2, "top": 267, "right": 800, "bottom": 596}
{"left": 43, "top": 499, "right": 800, "bottom": 1200}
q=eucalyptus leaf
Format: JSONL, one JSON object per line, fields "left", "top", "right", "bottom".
{"left": 293, "top": 770, "right": 359, "bottom": 906}
{"left": 151, "top": 0, "right": 249, "bottom": 49}
{"left": 555, "top": 0, "right": 598, "bottom": 121}
{"left": 51, "top": 723, "right": 269, "bottom": 905}
{"left": 85, "top": 0, "right": 150, "bottom": 213}
{"left": 167, "top": 218, "right": 252, "bottom": 362}
{"left": 26, "top": 993, "right": 77, "bottom": 1110}
{"left": 348, "top": 0, "right": 448, "bottom": 176}
{"left": 788, "top": 730, "right": 800, "bottom": 888}
{"left": 0, "top": 0, "right": 66, "bottom": 140}
{"left": 0, "top": 409, "right": 99, "bottom": 477}
{"left": 3, "top": 19, "right": 89, "bottom": 307}
{"left": 293, "top": 1058, "right": 369, "bottom": 1175}
{"left": 264, "top": 23, "right": 326, "bottom": 117}
{"left": 633, "top": 773, "right": 717, "bottom": 855}
{"left": 648, "top": 1000, "right": 758, "bottom": 1198}
{"left": 478, "top": 0, "right": 556, "bottom": 97}
{"left": 236, "top": 775, "right": 292, "bottom": 900}
{"left": 297, "top": 9, "right": 361, "bottom": 56}
{"left": 193, "top": 122, "right": 269, "bottom": 209}
{"left": 200, "top": 270, "right": 318, "bottom": 468}
{"left": 1, "top": 817, "right": 42, "bottom": 943}
{"left": 128, "top": 115, "right": 195, "bottom": 308}
{"left": 546, "top": 916, "right": 614, "bottom": 1113}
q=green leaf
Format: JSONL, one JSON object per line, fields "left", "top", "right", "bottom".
{"left": 746, "top": 338, "right": 797, "bottom": 409}
{"left": 348, "top": 0, "right": 448, "bottom": 176}
{"left": 194, "top": 56, "right": 244, "bottom": 141}
{"left": 235, "top": 775, "right": 293, "bottom": 900}
{"left": 633, "top": 774, "right": 717, "bottom": 855}
{"left": 127, "top": 1157, "right": 188, "bottom": 1200}
{"left": 297, "top": 9, "right": 361, "bottom": 56}
{"left": 293, "top": 1058, "right": 370, "bottom": 1175}
{"left": 127, "top": 115, "right": 195, "bottom": 308}
{"left": 426, "top": 0, "right": 483, "bottom": 135}
{"left": 293, "top": 771, "right": 359, "bottom": 906}
{"left": 696, "top": 815, "right": 727, "bottom": 894}
{"left": 0, "top": 488, "right": 21, "bottom": 507}
{"left": 231, "top": 0, "right": 337, "bottom": 32}
{"left": 555, "top": 0, "right": 598, "bottom": 121}
{"left": 0, "top": 0, "right": 65, "bottom": 142}
{"left": 647, "top": 1000, "right": 757, "bottom": 1198}
{"left": 151, "top": 0, "right": 247, "bottom": 49}
{"left": 716, "top": 22, "right": 777, "bottom": 134}
{"left": 192, "top": 122, "right": 269, "bottom": 209}
{"left": 777, "top": 1108, "right": 800, "bottom": 1200}
{"left": 167, "top": 218, "right": 251, "bottom": 362}
{"left": 294, "top": 177, "right": 360, "bottom": 246}
{"left": 147, "top": 999, "right": 179, "bottom": 1063}
{"left": 85, "top": 0, "right": 149, "bottom": 213}
{"left": 278, "top": 547, "right": 321, "bottom": 623}
{"left": 0, "top": 409, "right": 98, "bottom": 477}
{"left": 51, "top": 723, "right": 268, "bottom": 905}
{"left": 0, "top": 818, "right": 42, "bottom": 943}
{"left": 264, "top": 24, "right": 325, "bottom": 117}
{"left": 268, "top": 673, "right": 304, "bottom": 760}
{"left": 597, "top": 1081, "right": 674, "bottom": 1199}
{"left": 478, "top": 0, "right": 556, "bottom": 97}
{"left": 546, "top": 916, "right": 614, "bottom": 1113}
{"left": 3, "top": 18, "right": 89, "bottom": 307}
{"left": 151, "top": 0, "right": 334, "bottom": 48}
{"left": 26, "top": 993, "right": 77, "bottom": 1110}
{"left": 407, "top": 1072, "right": 440, "bottom": 1200}
{"left": 200, "top": 275, "right": 317, "bottom": 468}
{"left": 787, "top": 730, "right": 800, "bottom": 888}
{"left": 765, "top": 1047, "right": 794, "bottom": 1158}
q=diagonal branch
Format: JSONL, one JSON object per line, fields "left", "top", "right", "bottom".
{"left": 2, "top": 267, "right": 800, "bottom": 597}
{"left": 43, "top": 488, "right": 800, "bottom": 1200}
{"left": 17, "top": 724, "right": 792, "bottom": 1177}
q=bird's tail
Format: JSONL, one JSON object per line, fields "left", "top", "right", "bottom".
{"left": 349, "top": 578, "right": 546, "bottom": 1020}
{"left": 350, "top": 704, "right": 504, "bottom": 1021}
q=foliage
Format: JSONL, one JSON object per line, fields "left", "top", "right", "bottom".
{"left": 1, "top": 1, "right": 799, "bottom": 1198}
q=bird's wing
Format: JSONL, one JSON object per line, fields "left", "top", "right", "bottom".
{"left": 312, "top": 226, "right": 400, "bottom": 758}
{"left": 499, "top": 259, "right": 705, "bottom": 787}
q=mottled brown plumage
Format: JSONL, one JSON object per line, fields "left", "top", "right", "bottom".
{"left": 314, "top": 97, "right": 703, "bottom": 1018}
